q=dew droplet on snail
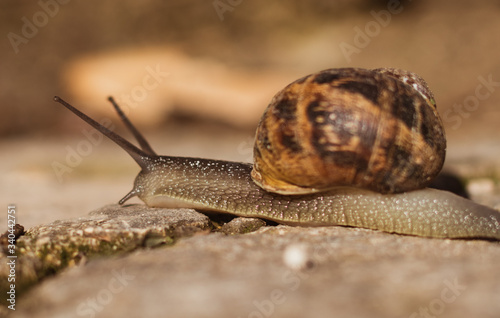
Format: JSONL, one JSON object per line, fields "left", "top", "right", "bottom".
{"left": 54, "top": 67, "right": 500, "bottom": 240}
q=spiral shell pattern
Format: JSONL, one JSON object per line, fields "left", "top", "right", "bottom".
{"left": 251, "top": 68, "right": 446, "bottom": 195}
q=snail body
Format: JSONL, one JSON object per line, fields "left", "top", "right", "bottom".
{"left": 54, "top": 67, "right": 500, "bottom": 240}
{"left": 132, "top": 157, "right": 499, "bottom": 239}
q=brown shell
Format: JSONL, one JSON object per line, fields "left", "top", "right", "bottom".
{"left": 251, "top": 68, "right": 446, "bottom": 195}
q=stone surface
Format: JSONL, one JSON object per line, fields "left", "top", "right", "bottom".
{"left": 12, "top": 221, "right": 500, "bottom": 318}
{"left": 0, "top": 202, "right": 498, "bottom": 317}
{"left": 0, "top": 204, "right": 212, "bottom": 309}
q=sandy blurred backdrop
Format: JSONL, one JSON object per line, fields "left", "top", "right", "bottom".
{"left": 1, "top": 0, "right": 500, "bottom": 228}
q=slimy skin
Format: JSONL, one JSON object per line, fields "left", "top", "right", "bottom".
{"left": 132, "top": 157, "right": 500, "bottom": 240}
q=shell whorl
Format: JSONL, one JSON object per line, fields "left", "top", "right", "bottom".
{"left": 251, "top": 68, "right": 446, "bottom": 195}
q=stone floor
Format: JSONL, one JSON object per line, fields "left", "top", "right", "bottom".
{"left": 5, "top": 205, "right": 500, "bottom": 318}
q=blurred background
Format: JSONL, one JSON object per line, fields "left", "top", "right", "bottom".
{"left": 1, "top": 0, "right": 500, "bottom": 228}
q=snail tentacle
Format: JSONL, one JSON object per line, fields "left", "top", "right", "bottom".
{"left": 106, "top": 96, "right": 157, "bottom": 156}
{"left": 54, "top": 96, "right": 152, "bottom": 170}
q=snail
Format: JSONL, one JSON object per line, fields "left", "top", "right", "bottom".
{"left": 54, "top": 67, "right": 500, "bottom": 240}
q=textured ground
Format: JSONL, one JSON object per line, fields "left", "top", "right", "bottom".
{"left": 3, "top": 205, "right": 500, "bottom": 318}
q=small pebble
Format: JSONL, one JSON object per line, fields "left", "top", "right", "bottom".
{"left": 283, "top": 244, "right": 311, "bottom": 271}
{"left": 221, "top": 217, "right": 266, "bottom": 235}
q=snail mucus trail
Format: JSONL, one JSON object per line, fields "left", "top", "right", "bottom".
{"left": 54, "top": 67, "right": 500, "bottom": 240}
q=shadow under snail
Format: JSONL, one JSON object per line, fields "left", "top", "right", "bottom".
{"left": 54, "top": 67, "right": 500, "bottom": 240}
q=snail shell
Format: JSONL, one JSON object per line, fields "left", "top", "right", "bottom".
{"left": 252, "top": 68, "right": 446, "bottom": 195}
